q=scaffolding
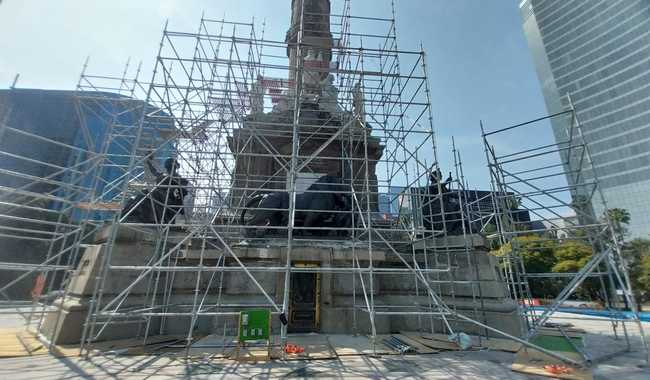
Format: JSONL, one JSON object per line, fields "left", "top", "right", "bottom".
{"left": 0, "top": 57, "right": 157, "bottom": 348}
{"left": 482, "top": 98, "right": 649, "bottom": 364}
{"left": 0, "top": 0, "right": 646, "bottom": 370}
{"left": 68, "top": 0, "right": 485, "bottom": 353}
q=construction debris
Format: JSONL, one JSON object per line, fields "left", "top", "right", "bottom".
{"left": 382, "top": 336, "right": 416, "bottom": 354}
{"left": 448, "top": 332, "right": 472, "bottom": 350}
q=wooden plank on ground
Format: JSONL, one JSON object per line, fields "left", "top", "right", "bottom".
{"left": 17, "top": 332, "right": 45, "bottom": 354}
{"left": 0, "top": 329, "right": 45, "bottom": 358}
{"left": 407, "top": 333, "right": 460, "bottom": 351}
{"left": 392, "top": 334, "right": 439, "bottom": 354}
{"left": 404, "top": 331, "right": 523, "bottom": 353}
{"left": 511, "top": 349, "right": 592, "bottom": 380}
{"left": 479, "top": 337, "right": 522, "bottom": 353}
{"left": 52, "top": 335, "right": 183, "bottom": 357}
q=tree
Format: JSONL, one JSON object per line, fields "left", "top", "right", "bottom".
{"left": 491, "top": 235, "right": 557, "bottom": 273}
{"left": 488, "top": 207, "right": 648, "bottom": 306}
{"left": 552, "top": 240, "right": 605, "bottom": 302}
{"left": 638, "top": 255, "right": 650, "bottom": 305}
{"left": 604, "top": 208, "right": 631, "bottom": 242}
{"left": 622, "top": 239, "right": 650, "bottom": 306}
{"left": 515, "top": 235, "right": 558, "bottom": 274}
{"left": 492, "top": 235, "right": 561, "bottom": 298}
{"left": 552, "top": 241, "right": 593, "bottom": 272}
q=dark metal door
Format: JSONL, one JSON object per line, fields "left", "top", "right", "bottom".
{"left": 289, "top": 271, "right": 319, "bottom": 332}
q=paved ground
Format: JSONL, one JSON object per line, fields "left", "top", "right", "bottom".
{"left": 0, "top": 312, "right": 648, "bottom": 379}
{"left": 0, "top": 350, "right": 531, "bottom": 379}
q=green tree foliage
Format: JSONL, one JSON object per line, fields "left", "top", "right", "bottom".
{"left": 493, "top": 236, "right": 605, "bottom": 301}
{"left": 623, "top": 239, "right": 650, "bottom": 304}
{"left": 514, "top": 236, "right": 557, "bottom": 273}
{"left": 638, "top": 255, "right": 650, "bottom": 302}
{"left": 606, "top": 208, "right": 631, "bottom": 224}
{"left": 604, "top": 209, "right": 650, "bottom": 306}
{"left": 491, "top": 235, "right": 556, "bottom": 269}
{"left": 551, "top": 240, "right": 607, "bottom": 302}
{"left": 492, "top": 235, "right": 561, "bottom": 298}
{"left": 552, "top": 241, "right": 593, "bottom": 273}
{"left": 490, "top": 208, "right": 650, "bottom": 305}
{"left": 605, "top": 208, "right": 631, "bottom": 241}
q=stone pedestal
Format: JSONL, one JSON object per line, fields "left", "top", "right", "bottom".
{"left": 40, "top": 242, "right": 165, "bottom": 344}
{"left": 41, "top": 225, "right": 522, "bottom": 344}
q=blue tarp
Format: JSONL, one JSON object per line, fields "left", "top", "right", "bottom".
{"left": 0, "top": 89, "right": 175, "bottom": 221}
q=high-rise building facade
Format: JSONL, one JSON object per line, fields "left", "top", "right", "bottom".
{"left": 520, "top": 0, "right": 650, "bottom": 238}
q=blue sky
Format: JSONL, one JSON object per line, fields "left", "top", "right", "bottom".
{"left": 0, "top": 0, "right": 554, "bottom": 190}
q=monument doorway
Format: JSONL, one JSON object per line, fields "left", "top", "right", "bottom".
{"left": 288, "top": 263, "right": 320, "bottom": 333}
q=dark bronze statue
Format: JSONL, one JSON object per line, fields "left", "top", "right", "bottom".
{"left": 240, "top": 175, "right": 352, "bottom": 237}
{"left": 122, "top": 157, "right": 190, "bottom": 224}
{"left": 421, "top": 169, "right": 467, "bottom": 236}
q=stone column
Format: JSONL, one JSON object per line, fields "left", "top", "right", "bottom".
{"left": 285, "top": 0, "right": 333, "bottom": 100}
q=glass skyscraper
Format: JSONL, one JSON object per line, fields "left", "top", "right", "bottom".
{"left": 520, "top": 0, "right": 650, "bottom": 238}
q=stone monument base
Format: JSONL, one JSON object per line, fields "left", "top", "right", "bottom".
{"left": 41, "top": 224, "right": 522, "bottom": 344}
